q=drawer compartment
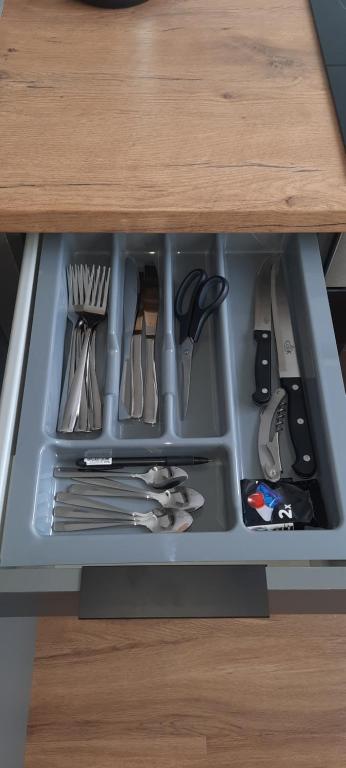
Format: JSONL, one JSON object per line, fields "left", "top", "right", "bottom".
{"left": 328, "top": 289, "right": 346, "bottom": 390}
{"left": 37, "top": 234, "right": 113, "bottom": 440}
{"left": 114, "top": 235, "right": 166, "bottom": 440}
{"left": 171, "top": 235, "right": 230, "bottom": 439}
{"left": 1, "top": 233, "right": 346, "bottom": 566}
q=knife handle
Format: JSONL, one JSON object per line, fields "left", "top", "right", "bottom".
{"left": 130, "top": 333, "right": 143, "bottom": 419}
{"left": 281, "top": 377, "right": 316, "bottom": 477}
{"left": 253, "top": 330, "right": 271, "bottom": 404}
{"left": 143, "top": 337, "right": 158, "bottom": 425}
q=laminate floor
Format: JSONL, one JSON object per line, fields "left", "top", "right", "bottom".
{"left": 25, "top": 615, "right": 346, "bottom": 767}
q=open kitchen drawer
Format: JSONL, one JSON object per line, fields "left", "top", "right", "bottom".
{"left": 0, "top": 232, "right": 346, "bottom": 569}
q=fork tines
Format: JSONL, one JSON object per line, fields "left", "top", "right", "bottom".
{"left": 67, "top": 264, "right": 111, "bottom": 314}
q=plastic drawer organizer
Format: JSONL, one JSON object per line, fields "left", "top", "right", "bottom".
{"left": 2, "top": 233, "right": 346, "bottom": 566}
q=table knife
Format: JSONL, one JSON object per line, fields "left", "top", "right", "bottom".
{"left": 271, "top": 262, "right": 316, "bottom": 477}
{"left": 119, "top": 258, "right": 139, "bottom": 420}
{"left": 130, "top": 298, "right": 144, "bottom": 419}
{"left": 253, "top": 258, "right": 272, "bottom": 404}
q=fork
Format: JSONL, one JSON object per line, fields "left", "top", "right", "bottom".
{"left": 142, "top": 265, "right": 159, "bottom": 424}
{"left": 58, "top": 269, "right": 100, "bottom": 432}
{"left": 87, "top": 329, "right": 102, "bottom": 431}
{"left": 59, "top": 264, "right": 110, "bottom": 433}
{"left": 57, "top": 277, "right": 79, "bottom": 432}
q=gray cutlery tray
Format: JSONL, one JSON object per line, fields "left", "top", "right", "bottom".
{"left": 2, "top": 232, "right": 346, "bottom": 566}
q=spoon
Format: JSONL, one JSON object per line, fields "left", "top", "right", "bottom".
{"left": 54, "top": 466, "right": 188, "bottom": 490}
{"left": 53, "top": 509, "right": 194, "bottom": 534}
{"left": 53, "top": 504, "right": 166, "bottom": 522}
{"left": 56, "top": 485, "right": 204, "bottom": 512}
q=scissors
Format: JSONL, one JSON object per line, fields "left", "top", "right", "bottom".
{"left": 174, "top": 268, "right": 229, "bottom": 417}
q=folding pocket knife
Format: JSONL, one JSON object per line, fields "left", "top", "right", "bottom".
{"left": 258, "top": 388, "right": 287, "bottom": 482}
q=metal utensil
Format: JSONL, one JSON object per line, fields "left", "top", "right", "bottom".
{"left": 56, "top": 485, "right": 205, "bottom": 512}
{"left": 53, "top": 504, "right": 166, "bottom": 522}
{"left": 54, "top": 466, "right": 188, "bottom": 490}
{"left": 142, "top": 265, "right": 159, "bottom": 424}
{"left": 88, "top": 329, "right": 102, "bottom": 431}
{"left": 130, "top": 274, "right": 144, "bottom": 419}
{"left": 76, "top": 326, "right": 89, "bottom": 432}
{"left": 53, "top": 509, "right": 194, "bottom": 534}
{"left": 119, "top": 259, "right": 139, "bottom": 420}
{"left": 253, "top": 258, "right": 272, "bottom": 404}
{"left": 271, "top": 261, "right": 316, "bottom": 477}
{"left": 174, "top": 268, "right": 229, "bottom": 418}
{"left": 57, "top": 287, "right": 79, "bottom": 432}
{"left": 113, "top": 465, "right": 188, "bottom": 490}
{"left": 60, "top": 264, "right": 110, "bottom": 433}
{"left": 258, "top": 387, "right": 287, "bottom": 482}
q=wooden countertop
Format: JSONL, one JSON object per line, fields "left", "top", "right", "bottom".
{"left": 1, "top": 0, "right": 346, "bottom": 233}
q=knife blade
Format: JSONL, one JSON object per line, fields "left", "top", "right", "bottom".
{"left": 119, "top": 258, "right": 139, "bottom": 420}
{"left": 253, "top": 258, "right": 272, "bottom": 404}
{"left": 271, "top": 261, "right": 316, "bottom": 477}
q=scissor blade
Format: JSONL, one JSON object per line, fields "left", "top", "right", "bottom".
{"left": 180, "top": 338, "right": 193, "bottom": 418}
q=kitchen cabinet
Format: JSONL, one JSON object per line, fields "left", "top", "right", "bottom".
{"left": 1, "top": 0, "right": 346, "bottom": 613}
{"left": 0, "top": 232, "right": 345, "bottom": 614}
{"left": 1, "top": 0, "right": 346, "bottom": 233}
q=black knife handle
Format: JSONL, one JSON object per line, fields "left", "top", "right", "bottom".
{"left": 281, "top": 377, "right": 316, "bottom": 477}
{"left": 252, "top": 330, "right": 271, "bottom": 404}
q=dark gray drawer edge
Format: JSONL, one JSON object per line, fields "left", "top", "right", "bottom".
{"left": 1, "top": 566, "right": 346, "bottom": 594}
{"left": 267, "top": 565, "right": 346, "bottom": 591}
{"left": 268, "top": 566, "right": 346, "bottom": 613}
{"left": 0, "top": 566, "right": 346, "bottom": 616}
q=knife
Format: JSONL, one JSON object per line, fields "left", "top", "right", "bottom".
{"left": 253, "top": 258, "right": 272, "bottom": 404}
{"left": 258, "top": 387, "right": 287, "bottom": 482}
{"left": 119, "top": 258, "right": 139, "bottom": 420}
{"left": 271, "top": 262, "right": 316, "bottom": 477}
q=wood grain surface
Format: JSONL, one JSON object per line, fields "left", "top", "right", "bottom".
{"left": 1, "top": 0, "right": 346, "bottom": 233}
{"left": 25, "top": 615, "right": 346, "bottom": 767}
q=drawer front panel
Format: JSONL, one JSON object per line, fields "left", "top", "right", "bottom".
{"left": 0, "top": 235, "right": 39, "bottom": 534}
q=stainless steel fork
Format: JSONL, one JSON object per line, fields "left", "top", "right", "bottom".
{"left": 59, "top": 264, "right": 110, "bottom": 433}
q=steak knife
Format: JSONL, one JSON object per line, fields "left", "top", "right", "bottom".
{"left": 253, "top": 258, "right": 272, "bottom": 404}
{"left": 271, "top": 262, "right": 316, "bottom": 477}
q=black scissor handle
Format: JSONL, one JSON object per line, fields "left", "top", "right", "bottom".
{"left": 174, "top": 269, "right": 208, "bottom": 344}
{"left": 189, "top": 275, "right": 229, "bottom": 343}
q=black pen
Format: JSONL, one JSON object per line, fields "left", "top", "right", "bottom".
{"left": 76, "top": 456, "right": 211, "bottom": 469}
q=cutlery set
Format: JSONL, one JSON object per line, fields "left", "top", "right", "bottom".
{"left": 55, "top": 252, "right": 315, "bottom": 539}
{"left": 254, "top": 258, "right": 316, "bottom": 482}
{"left": 52, "top": 465, "right": 205, "bottom": 534}
{"left": 58, "top": 264, "right": 110, "bottom": 433}
{"left": 58, "top": 259, "right": 230, "bottom": 435}
{"left": 119, "top": 262, "right": 160, "bottom": 425}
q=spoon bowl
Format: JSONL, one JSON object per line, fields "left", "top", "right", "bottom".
{"left": 58, "top": 485, "right": 205, "bottom": 513}
{"left": 53, "top": 509, "right": 194, "bottom": 534}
